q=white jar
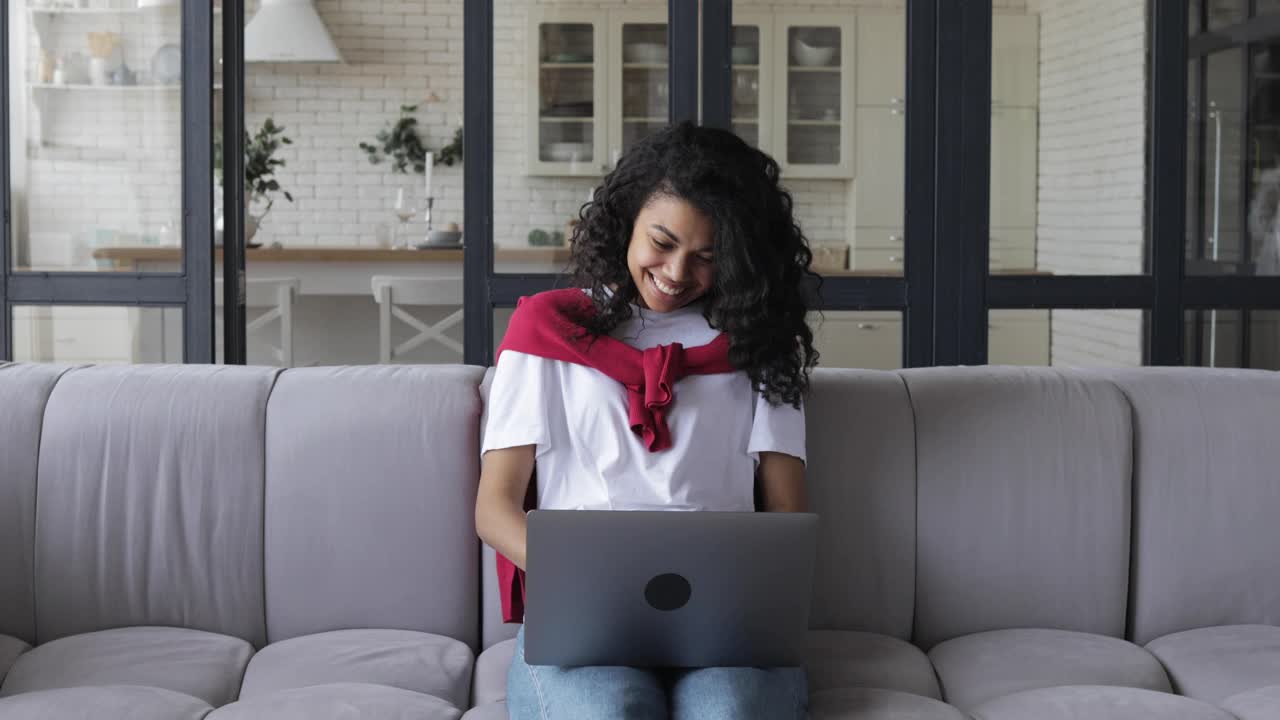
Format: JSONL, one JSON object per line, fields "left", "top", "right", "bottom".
{"left": 88, "top": 57, "right": 108, "bottom": 86}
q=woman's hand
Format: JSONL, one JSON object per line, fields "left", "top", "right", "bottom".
{"left": 476, "top": 444, "right": 536, "bottom": 570}
{"left": 757, "top": 451, "right": 807, "bottom": 512}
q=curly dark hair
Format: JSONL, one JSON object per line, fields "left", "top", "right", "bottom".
{"left": 565, "top": 121, "right": 820, "bottom": 408}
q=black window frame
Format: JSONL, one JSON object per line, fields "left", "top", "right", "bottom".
{"left": 0, "top": 0, "right": 217, "bottom": 363}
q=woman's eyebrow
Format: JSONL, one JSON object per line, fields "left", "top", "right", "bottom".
{"left": 651, "top": 224, "right": 681, "bottom": 244}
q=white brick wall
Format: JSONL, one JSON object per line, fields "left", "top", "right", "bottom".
{"left": 1029, "top": 0, "right": 1147, "bottom": 366}
{"left": 240, "top": 0, "right": 465, "bottom": 249}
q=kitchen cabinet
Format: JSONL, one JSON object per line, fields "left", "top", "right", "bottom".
{"left": 810, "top": 311, "right": 902, "bottom": 370}
{"left": 989, "top": 310, "right": 1052, "bottom": 366}
{"left": 731, "top": 11, "right": 855, "bottom": 177}
{"left": 855, "top": 13, "right": 904, "bottom": 107}
{"left": 526, "top": 9, "right": 671, "bottom": 176}
{"left": 849, "top": 12, "right": 1041, "bottom": 275}
{"left": 993, "top": 14, "right": 1038, "bottom": 109}
{"left": 528, "top": 10, "right": 856, "bottom": 178}
{"left": 729, "top": 13, "right": 774, "bottom": 152}
{"left": 527, "top": 9, "right": 609, "bottom": 176}
{"left": 990, "top": 106, "right": 1039, "bottom": 229}
{"left": 774, "top": 14, "right": 855, "bottom": 178}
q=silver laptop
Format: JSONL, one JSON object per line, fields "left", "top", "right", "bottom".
{"left": 523, "top": 509, "right": 819, "bottom": 668}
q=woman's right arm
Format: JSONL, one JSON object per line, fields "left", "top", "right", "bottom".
{"left": 475, "top": 444, "right": 536, "bottom": 571}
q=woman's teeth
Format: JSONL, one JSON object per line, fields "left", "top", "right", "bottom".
{"left": 650, "top": 273, "right": 685, "bottom": 297}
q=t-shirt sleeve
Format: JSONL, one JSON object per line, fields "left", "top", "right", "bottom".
{"left": 481, "top": 350, "right": 553, "bottom": 456}
{"left": 747, "top": 390, "right": 807, "bottom": 465}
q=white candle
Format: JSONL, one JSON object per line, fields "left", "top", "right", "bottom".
{"left": 423, "top": 152, "right": 434, "bottom": 199}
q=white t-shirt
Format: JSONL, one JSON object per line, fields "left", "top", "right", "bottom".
{"left": 482, "top": 296, "right": 806, "bottom": 512}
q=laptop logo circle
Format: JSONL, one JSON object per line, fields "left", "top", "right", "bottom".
{"left": 645, "top": 573, "right": 692, "bottom": 611}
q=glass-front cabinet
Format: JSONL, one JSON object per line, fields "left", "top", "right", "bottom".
{"left": 776, "top": 15, "right": 854, "bottom": 178}
{"left": 527, "top": 9, "right": 670, "bottom": 177}
{"left": 730, "top": 15, "right": 772, "bottom": 150}
{"left": 728, "top": 13, "right": 855, "bottom": 178}
{"left": 611, "top": 12, "right": 668, "bottom": 162}
{"left": 529, "top": 10, "right": 854, "bottom": 179}
{"left": 527, "top": 11, "right": 607, "bottom": 176}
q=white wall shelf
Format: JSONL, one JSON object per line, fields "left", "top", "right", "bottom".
{"left": 31, "top": 82, "right": 180, "bottom": 90}
{"left": 28, "top": 5, "right": 220, "bottom": 14}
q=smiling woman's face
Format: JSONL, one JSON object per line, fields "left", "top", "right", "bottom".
{"left": 625, "top": 194, "right": 716, "bottom": 313}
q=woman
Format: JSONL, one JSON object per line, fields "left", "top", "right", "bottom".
{"left": 476, "top": 122, "right": 819, "bottom": 719}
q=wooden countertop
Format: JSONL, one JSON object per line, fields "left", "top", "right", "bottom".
{"left": 89, "top": 245, "right": 1049, "bottom": 277}
{"left": 91, "top": 245, "right": 574, "bottom": 264}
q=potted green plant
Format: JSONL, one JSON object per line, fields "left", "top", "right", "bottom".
{"left": 359, "top": 105, "right": 464, "bottom": 173}
{"left": 214, "top": 117, "right": 294, "bottom": 245}
{"left": 360, "top": 104, "right": 429, "bottom": 174}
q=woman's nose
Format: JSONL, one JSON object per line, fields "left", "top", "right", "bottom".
{"left": 666, "top": 256, "right": 689, "bottom": 281}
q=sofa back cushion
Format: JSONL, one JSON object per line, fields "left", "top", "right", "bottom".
{"left": 263, "top": 366, "right": 484, "bottom": 650}
{"left": 907, "top": 367, "right": 1133, "bottom": 649}
{"left": 805, "top": 369, "right": 919, "bottom": 640}
{"left": 34, "top": 365, "right": 277, "bottom": 646}
{"left": 0, "top": 363, "right": 69, "bottom": 644}
{"left": 1110, "top": 369, "right": 1280, "bottom": 645}
{"left": 478, "top": 371, "right": 519, "bottom": 649}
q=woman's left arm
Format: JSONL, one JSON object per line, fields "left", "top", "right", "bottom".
{"left": 757, "top": 451, "right": 808, "bottom": 512}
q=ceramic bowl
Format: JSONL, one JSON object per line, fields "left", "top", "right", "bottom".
{"left": 423, "top": 230, "right": 462, "bottom": 247}
{"left": 731, "top": 45, "right": 758, "bottom": 65}
{"left": 624, "top": 42, "right": 667, "bottom": 64}
{"left": 544, "top": 142, "right": 592, "bottom": 162}
{"left": 792, "top": 39, "right": 836, "bottom": 67}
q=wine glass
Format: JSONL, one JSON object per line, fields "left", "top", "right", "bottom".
{"left": 391, "top": 184, "right": 418, "bottom": 250}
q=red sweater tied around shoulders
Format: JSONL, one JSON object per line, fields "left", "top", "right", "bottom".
{"left": 491, "top": 289, "right": 735, "bottom": 623}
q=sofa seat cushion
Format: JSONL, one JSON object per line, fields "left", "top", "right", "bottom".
{"left": 206, "top": 682, "right": 461, "bottom": 720}
{"left": 1222, "top": 685, "right": 1280, "bottom": 719}
{"left": 472, "top": 639, "right": 515, "bottom": 707}
{"left": 970, "top": 685, "right": 1235, "bottom": 720}
{"left": 0, "top": 637, "right": 29, "bottom": 685}
{"left": 459, "top": 702, "right": 506, "bottom": 720}
{"left": 1145, "top": 624, "right": 1280, "bottom": 704}
{"left": 471, "top": 630, "right": 942, "bottom": 709}
{"left": 809, "top": 688, "right": 967, "bottom": 719}
{"left": 807, "top": 630, "right": 942, "bottom": 699}
{"left": 0, "top": 685, "right": 212, "bottom": 720}
{"left": 0, "top": 626, "right": 252, "bottom": 707}
{"left": 238, "top": 629, "right": 473, "bottom": 710}
{"left": 928, "top": 628, "right": 1171, "bottom": 711}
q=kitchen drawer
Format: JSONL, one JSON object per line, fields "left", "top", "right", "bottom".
{"left": 851, "top": 226, "right": 905, "bottom": 250}
{"left": 809, "top": 311, "right": 902, "bottom": 370}
{"left": 989, "top": 311, "right": 1050, "bottom": 366}
{"left": 21, "top": 308, "right": 135, "bottom": 363}
{"left": 989, "top": 245, "right": 1036, "bottom": 272}
{"left": 990, "top": 229, "right": 1036, "bottom": 271}
{"left": 849, "top": 247, "right": 906, "bottom": 273}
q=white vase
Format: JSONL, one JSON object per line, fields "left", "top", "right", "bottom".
{"left": 245, "top": 215, "right": 259, "bottom": 244}
{"left": 88, "top": 57, "right": 108, "bottom": 86}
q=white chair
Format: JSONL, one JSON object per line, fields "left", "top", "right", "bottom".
{"left": 214, "top": 276, "right": 300, "bottom": 367}
{"left": 371, "top": 276, "right": 465, "bottom": 362}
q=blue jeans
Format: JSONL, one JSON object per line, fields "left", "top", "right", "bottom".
{"left": 506, "top": 627, "right": 808, "bottom": 720}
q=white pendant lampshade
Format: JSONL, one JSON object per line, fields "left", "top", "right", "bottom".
{"left": 245, "top": 0, "right": 343, "bottom": 63}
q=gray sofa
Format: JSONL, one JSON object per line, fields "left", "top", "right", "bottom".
{"left": 0, "top": 361, "right": 1278, "bottom": 719}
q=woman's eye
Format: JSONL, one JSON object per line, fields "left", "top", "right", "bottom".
{"left": 651, "top": 238, "right": 674, "bottom": 250}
